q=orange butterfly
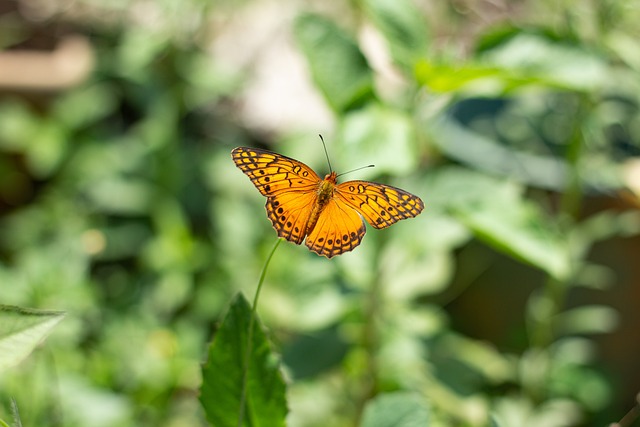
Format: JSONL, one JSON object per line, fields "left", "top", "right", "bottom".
{"left": 231, "top": 146, "right": 424, "bottom": 258}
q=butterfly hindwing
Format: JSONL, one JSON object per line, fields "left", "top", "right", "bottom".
{"left": 232, "top": 147, "right": 321, "bottom": 197}
{"left": 305, "top": 198, "right": 366, "bottom": 258}
{"left": 335, "top": 181, "right": 424, "bottom": 229}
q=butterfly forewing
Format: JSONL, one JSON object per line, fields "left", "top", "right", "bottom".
{"left": 335, "top": 181, "right": 424, "bottom": 229}
{"left": 232, "top": 147, "right": 321, "bottom": 196}
{"left": 266, "top": 191, "right": 316, "bottom": 244}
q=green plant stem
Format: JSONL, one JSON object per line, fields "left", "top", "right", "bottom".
{"left": 558, "top": 98, "right": 589, "bottom": 221}
{"left": 354, "top": 237, "right": 384, "bottom": 424}
{"left": 530, "top": 96, "right": 589, "bottom": 350}
{"left": 363, "top": 267, "right": 381, "bottom": 393}
{"left": 238, "top": 237, "right": 283, "bottom": 427}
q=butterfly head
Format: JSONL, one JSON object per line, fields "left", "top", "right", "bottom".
{"left": 318, "top": 171, "right": 338, "bottom": 202}
{"left": 323, "top": 171, "right": 338, "bottom": 184}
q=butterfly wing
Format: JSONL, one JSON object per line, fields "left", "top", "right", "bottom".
{"left": 335, "top": 180, "right": 424, "bottom": 229}
{"left": 266, "top": 191, "right": 317, "bottom": 244}
{"left": 305, "top": 198, "right": 366, "bottom": 258}
{"left": 232, "top": 147, "right": 323, "bottom": 245}
{"left": 231, "top": 147, "right": 321, "bottom": 196}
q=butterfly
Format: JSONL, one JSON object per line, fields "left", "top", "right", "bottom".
{"left": 231, "top": 146, "right": 424, "bottom": 258}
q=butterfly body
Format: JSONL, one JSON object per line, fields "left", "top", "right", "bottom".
{"left": 232, "top": 146, "right": 423, "bottom": 258}
{"left": 306, "top": 172, "right": 338, "bottom": 234}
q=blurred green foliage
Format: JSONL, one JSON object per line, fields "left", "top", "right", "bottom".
{"left": 1, "top": 0, "right": 640, "bottom": 426}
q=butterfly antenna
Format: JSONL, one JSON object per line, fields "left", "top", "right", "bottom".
{"left": 336, "top": 164, "right": 375, "bottom": 178}
{"left": 319, "top": 134, "right": 333, "bottom": 172}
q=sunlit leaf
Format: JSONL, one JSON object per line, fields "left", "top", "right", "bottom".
{"left": 436, "top": 334, "right": 514, "bottom": 384}
{"left": 57, "top": 377, "right": 133, "bottom": 427}
{"left": 360, "top": 392, "right": 430, "bottom": 427}
{"left": 116, "top": 28, "right": 171, "bottom": 81}
{"left": 478, "top": 30, "right": 609, "bottom": 92}
{"left": 428, "top": 115, "right": 569, "bottom": 190}
{"left": 555, "top": 305, "right": 619, "bottom": 336}
{"left": 427, "top": 167, "right": 571, "bottom": 280}
{"left": 0, "top": 305, "right": 65, "bottom": 372}
{"left": 417, "top": 28, "right": 609, "bottom": 93}
{"left": 294, "top": 13, "right": 375, "bottom": 112}
{"left": 0, "top": 101, "right": 36, "bottom": 151}
{"left": 573, "top": 210, "right": 640, "bottom": 248}
{"left": 53, "top": 83, "right": 118, "bottom": 130}
{"left": 415, "top": 61, "right": 515, "bottom": 93}
{"left": 363, "top": 0, "right": 429, "bottom": 69}
{"left": 493, "top": 396, "right": 582, "bottom": 427}
{"left": 338, "top": 103, "right": 418, "bottom": 177}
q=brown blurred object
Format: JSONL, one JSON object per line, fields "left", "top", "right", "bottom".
{"left": 0, "top": 0, "right": 95, "bottom": 93}
{"left": 0, "top": 35, "right": 94, "bottom": 92}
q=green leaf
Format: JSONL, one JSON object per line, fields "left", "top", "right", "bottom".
{"left": 416, "top": 28, "right": 609, "bottom": 93}
{"left": 200, "top": 293, "right": 287, "bottom": 427}
{"left": 53, "top": 83, "right": 118, "bottom": 130}
{"left": 478, "top": 30, "right": 608, "bottom": 92}
{"left": 116, "top": 28, "right": 170, "bottom": 81}
{"left": 427, "top": 167, "right": 571, "bottom": 280}
{"left": 338, "top": 103, "right": 418, "bottom": 177}
{"left": 282, "top": 326, "right": 348, "bottom": 380}
{"left": 493, "top": 396, "right": 582, "bottom": 427}
{"left": 0, "top": 101, "right": 36, "bottom": 151}
{"left": 415, "top": 60, "right": 519, "bottom": 93}
{"left": 363, "top": 0, "right": 429, "bottom": 69}
{"left": 360, "top": 392, "right": 429, "bottom": 427}
{"left": 555, "top": 305, "right": 619, "bottom": 336}
{"left": 428, "top": 115, "right": 569, "bottom": 190}
{"left": 0, "top": 305, "right": 65, "bottom": 372}
{"left": 294, "top": 13, "right": 375, "bottom": 112}
{"left": 573, "top": 210, "right": 640, "bottom": 248}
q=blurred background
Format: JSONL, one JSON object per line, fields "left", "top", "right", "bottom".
{"left": 1, "top": 0, "right": 640, "bottom": 426}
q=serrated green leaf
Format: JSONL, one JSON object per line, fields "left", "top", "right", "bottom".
{"left": 294, "top": 13, "right": 375, "bottom": 112}
{"left": 360, "top": 392, "right": 429, "bottom": 427}
{"left": 200, "top": 293, "right": 287, "bottom": 427}
{"left": 363, "top": 0, "right": 429, "bottom": 69}
{"left": 0, "top": 305, "right": 65, "bottom": 372}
